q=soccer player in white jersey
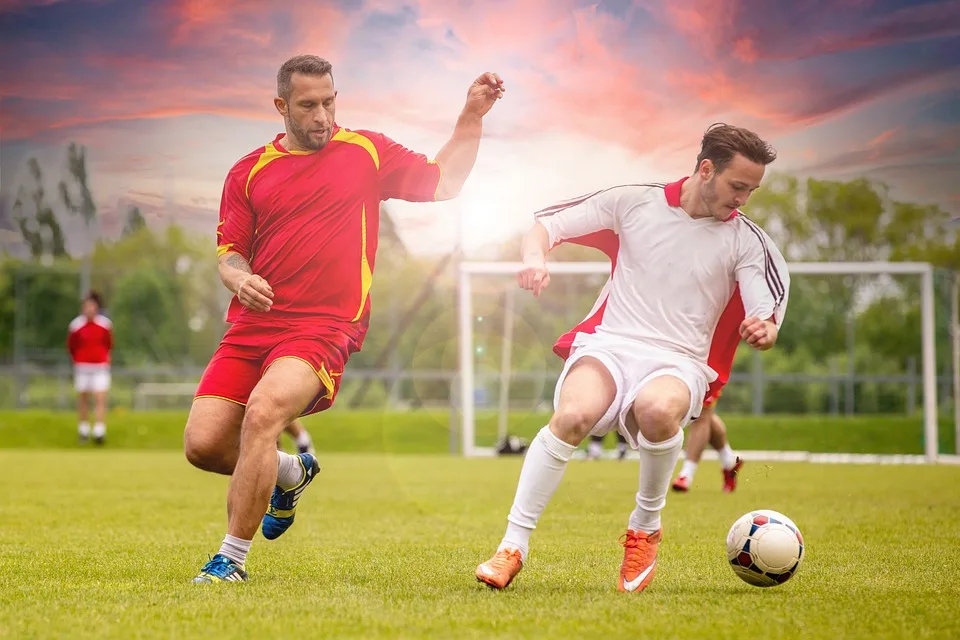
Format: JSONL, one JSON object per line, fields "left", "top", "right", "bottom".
{"left": 475, "top": 123, "right": 790, "bottom": 593}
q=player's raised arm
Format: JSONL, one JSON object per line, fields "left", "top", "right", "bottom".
{"left": 735, "top": 221, "right": 791, "bottom": 351}
{"left": 432, "top": 72, "right": 504, "bottom": 200}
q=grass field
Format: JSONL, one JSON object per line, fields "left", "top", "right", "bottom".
{"left": 1, "top": 411, "right": 959, "bottom": 638}
{"left": 1, "top": 408, "right": 956, "bottom": 454}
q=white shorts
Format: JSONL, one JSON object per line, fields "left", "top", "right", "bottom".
{"left": 553, "top": 332, "right": 710, "bottom": 450}
{"left": 74, "top": 366, "right": 110, "bottom": 393}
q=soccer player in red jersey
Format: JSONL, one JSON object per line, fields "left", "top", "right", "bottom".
{"left": 187, "top": 55, "right": 504, "bottom": 583}
{"left": 67, "top": 290, "right": 113, "bottom": 445}
{"left": 671, "top": 395, "right": 744, "bottom": 493}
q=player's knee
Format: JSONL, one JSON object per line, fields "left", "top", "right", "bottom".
{"left": 240, "top": 396, "right": 287, "bottom": 442}
{"left": 632, "top": 394, "right": 686, "bottom": 442}
{"left": 550, "top": 406, "right": 598, "bottom": 444}
{"left": 183, "top": 429, "right": 222, "bottom": 471}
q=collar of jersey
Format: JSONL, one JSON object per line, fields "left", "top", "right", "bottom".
{"left": 665, "top": 176, "right": 739, "bottom": 222}
{"left": 272, "top": 126, "right": 342, "bottom": 155}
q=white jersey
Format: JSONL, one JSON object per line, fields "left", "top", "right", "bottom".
{"left": 536, "top": 179, "right": 790, "bottom": 381}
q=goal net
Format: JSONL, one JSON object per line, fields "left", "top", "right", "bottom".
{"left": 456, "top": 260, "right": 950, "bottom": 464}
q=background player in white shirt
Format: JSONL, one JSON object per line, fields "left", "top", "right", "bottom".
{"left": 476, "top": 123, "right": 790, "bottom": 593}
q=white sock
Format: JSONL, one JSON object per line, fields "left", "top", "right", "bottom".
{"left": 218, "top": 534, "right": 251, "bottom": 566}
{"left": 92, "top": 423, "right": 106, "bottom": 438}
{"left": 587, "top": 440, "right": 603, "bottom": 458}
{"left": 296, "top": 431, "right": 312, "bottom": 449}
{"left": 629, "top": 429, "right": 684, "bottom": 534}
{"left": 78, "top": 421, "right": 90, "bottom": 437}
{"left": 679, "top": 459, "right": 698, "bottom": 480}
{"left": 499, "top": 425, "right": 577, "bottom": 562}
{"left": 276, "top": 451, "right": 305, "bottom": 490}
{"left": 718, "top": 444, "right": 737, "bottom": 470}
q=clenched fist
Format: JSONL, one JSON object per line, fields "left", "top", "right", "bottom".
{"left": 740, "top": 315, "right": 778, "bottom": 350}
{"left": 517, "top": 259, "right": 550, "bottom": 297}
{"left": 237, "top": 274, "right": 274, "bottom": 312}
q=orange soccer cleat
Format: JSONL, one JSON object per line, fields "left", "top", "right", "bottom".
{"left": 618, "top": 529, "right": 661, "bottom": 593}
{"left": 476, "top": 548, "right": 523, "bottom": 590}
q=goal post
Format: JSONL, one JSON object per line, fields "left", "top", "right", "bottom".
{"left": 457, "top": 260, "right": 944, "bottom": 463}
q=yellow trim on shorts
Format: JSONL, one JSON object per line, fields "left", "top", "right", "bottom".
{"left": 194, "top": 394, "right": 247, "bottom": 407}
{"left": 263, "top": 356, "right": 337, "bottom": 401}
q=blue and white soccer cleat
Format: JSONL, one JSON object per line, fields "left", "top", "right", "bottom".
{"left": 261, "top": 452, "right": 320, "bottom": 540}
{"left": 192, "top": 554, "right": 248, "bottom": 584}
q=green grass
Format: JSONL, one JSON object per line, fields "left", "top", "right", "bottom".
{"left": 0, "top": 450, "right": 958, "bottom": 639}
{"left": 0, "top": 409, "right": 956, "bottom": 454}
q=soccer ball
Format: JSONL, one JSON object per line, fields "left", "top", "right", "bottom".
{"left": 726, "top": 509, "right": 804, "bottom": 587}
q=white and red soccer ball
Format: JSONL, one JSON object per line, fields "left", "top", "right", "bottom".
{"left": 726, "top": 509, "right": 805, "bottom": 587}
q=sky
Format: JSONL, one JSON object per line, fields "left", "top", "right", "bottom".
{"left": 0, "top": 0, "right": 958, "bottom": 257}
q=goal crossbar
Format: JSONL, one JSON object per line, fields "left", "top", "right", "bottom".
{"left": 457, "top": 261, "right": 942, "bottom": 463}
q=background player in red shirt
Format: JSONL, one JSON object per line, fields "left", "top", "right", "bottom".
{"left": 671, "top": 392, "right": 744, "bottom": 493}
{"left": 187, "top": 54, "right": 504, "bottom": 583}
{"left": 67, "top": 290, "right": 113, "bottom": 445}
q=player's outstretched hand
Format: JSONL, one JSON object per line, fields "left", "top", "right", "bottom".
{"left": 463, "top": 72, "right": 504, "bottom": 118}
{"left": 237, "top": 274, "right": 274, "bottom": 312}
{"left": 740, "top": 315, "right": 777, "bottom": 350}
{"left": 517, "top": 262, "right": 550, "bottom": 298}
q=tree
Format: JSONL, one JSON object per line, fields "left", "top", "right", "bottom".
{"left": 59, "top": 143, "right": 97, "bottom": 228}
{"left": 12, "top": 158, "right": 68, "bottom": 259}
{"left": 122, "top": 206, "right": 146, "bottom": 237}
{"left": 110, "top": 266, "right": 189, "bottom": 365}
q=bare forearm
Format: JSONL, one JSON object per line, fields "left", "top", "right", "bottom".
{"left": 218, "top": 252, "right": 253, "bottom": 294}
{"left": 521, "top": 223, "right": 551, "bottom": 265}
{"left": 434, "top": 112, "right": 483, "bottom": 200}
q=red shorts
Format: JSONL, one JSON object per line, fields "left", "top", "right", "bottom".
{"left": 195, "top": 320, "right": 362, "bottom": 416}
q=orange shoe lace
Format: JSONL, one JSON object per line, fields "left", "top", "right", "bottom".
{"left": 488, "top": 548, "right": 523, "bottom": 571}
{"left": 619, "top": 530, "right": 659, "bottom": 575}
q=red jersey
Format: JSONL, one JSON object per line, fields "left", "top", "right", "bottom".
{"left": 67, "top": 314, "right": 113, "bottom": 366}
{"left": 551, "top": 178, "right": 746, "bottom": 401}
{"left": 217, "top": 126, "right": 442, "bottom": 341}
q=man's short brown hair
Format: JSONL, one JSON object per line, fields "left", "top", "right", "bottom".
{"left": 695, "top": 123, "right": 777, "bottom": 174}
{"left": 277, "top": 55, "right": 333, "bottom": 100}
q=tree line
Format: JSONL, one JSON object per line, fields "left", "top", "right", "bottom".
{"left": 1, "top": 143, "right": 957, "bottom": 413}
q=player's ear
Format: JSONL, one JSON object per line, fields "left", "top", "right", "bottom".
{"left": 698, "top": 159, "right": 714, "bottom": 180}
{"left": 273, "top": 97, "right": 288, "bottom": 116}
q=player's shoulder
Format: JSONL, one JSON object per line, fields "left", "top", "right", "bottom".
{"left": 333, "top": 126, "right": 387, "bottom": 146}
{"left": 600, "top": 182, "right": 669, "bottom": 211}
{"left": 68, "top": 315, "right": 85, "bottom": 331}
{"left": 227, "top": 140, "right": 278, "bottom": 177}
{"left": 730, "top": 211, "right": 788, "bottom": 257}
{"left": 576, "top": 182, "right": 667, "bottom": 206}
{"left": 94, "top": 314, "right": 113, "bottom": 330}
{"left": 729, "top": 211, "right": 776, "bottom": 240}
